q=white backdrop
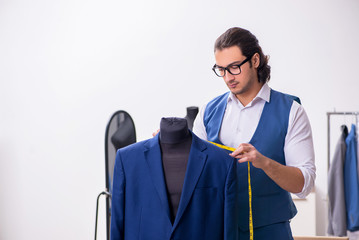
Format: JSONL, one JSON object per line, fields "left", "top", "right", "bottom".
{"left": 1, "top": 0, "right": 359, "bottom": 239}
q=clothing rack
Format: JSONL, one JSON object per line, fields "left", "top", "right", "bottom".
{"left": 327, "top": 111, "right": 359, "bottom": 170}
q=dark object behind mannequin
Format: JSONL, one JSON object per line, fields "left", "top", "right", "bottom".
{"left": 101, "top": 110, "right": 136, "bottom": 240}
{"left": 184, "top": 106, "right": 199, "bottom": 131}
{"left": 159, "top": 117, "right": 192, "bottom": 223}
{"left": 110, "top": 112, "right": 136, "bottom": 150}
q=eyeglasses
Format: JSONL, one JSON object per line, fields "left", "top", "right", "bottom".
{"left": 212, "top": 56, "right": 252, "bottom": 77}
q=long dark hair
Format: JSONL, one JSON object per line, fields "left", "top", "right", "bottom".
{"left": 214, "top": 27, "right": 271, "bottom": 83}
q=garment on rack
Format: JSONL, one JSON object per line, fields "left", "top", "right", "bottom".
{"left": 327, "top": 125, "right": 348, "bottom": 236}
{"left": 344, "top": 124, "right": 359, "bottom": 232}
{"left": 357, "top": 120, "right": 359, "bottom": 183}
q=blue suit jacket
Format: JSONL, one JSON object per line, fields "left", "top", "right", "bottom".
{"left": 110, "top": 132, "right": 238, "bottom": 240}
{"left": 344, "top": 124, "right": 359, "bottom": 231}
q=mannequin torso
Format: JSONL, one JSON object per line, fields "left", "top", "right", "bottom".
{"left": 159, "top": 117, "right": 192, "bottom": 223}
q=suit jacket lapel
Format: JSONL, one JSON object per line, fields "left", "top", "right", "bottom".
{"left": 144, "top": 135, "right": 171, "bottom": 223}
{"left": 172, "top": 134, "right": 208, "bottom": 230}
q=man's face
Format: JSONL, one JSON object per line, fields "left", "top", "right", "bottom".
{"left": 214, "top": 46, "right": 259, "bottom": 98}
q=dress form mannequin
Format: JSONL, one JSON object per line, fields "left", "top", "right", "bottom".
{"left": 184, "top": 106, "right": 199, "bottom": 131}
{"left": 159, "top": 117, "right": 192, "bottom": 223}
{"left": 111, "top": 116, "right": 238, "bottom": 239}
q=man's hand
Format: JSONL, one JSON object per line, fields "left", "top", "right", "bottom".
{"left": 230, "top": 143, "right": 304, "bottom": 193}
{"left": 229, "top": 143, "right": 269, "bottom": 170}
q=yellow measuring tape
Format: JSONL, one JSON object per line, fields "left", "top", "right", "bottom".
{"left": 208, "top": 141, "right": 254, "bottom": 240}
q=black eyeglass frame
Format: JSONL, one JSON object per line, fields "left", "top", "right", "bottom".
{"left": 212, "top": 55, "right": 253, "bottom": 77}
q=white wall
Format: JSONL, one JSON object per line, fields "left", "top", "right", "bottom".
{"left": 1, "top": 0, "right": 358, "bottom": 239}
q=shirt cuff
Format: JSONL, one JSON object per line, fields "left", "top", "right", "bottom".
{"left": 293, "top": 166, "right": 316, "bottom": 199}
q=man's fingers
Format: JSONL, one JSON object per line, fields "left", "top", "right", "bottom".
{"left": 229, "top": 144, "right": 252, "bottom": 158}
{"left": 237, "top": 156, "right": 249, "bottom": 163}
{"left": 230, "top": 148, "right": 244, "bottom": 158}
{"left": 152, "top": 129, "right": 160, "bottom": 137}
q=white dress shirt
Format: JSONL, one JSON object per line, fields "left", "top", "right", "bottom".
{"left": 193, "top": 84, "right": 316, "bottom": 198}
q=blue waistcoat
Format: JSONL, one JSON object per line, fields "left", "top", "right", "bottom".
{"left": 203, "top": 89, "right": 298, "bottom": 230}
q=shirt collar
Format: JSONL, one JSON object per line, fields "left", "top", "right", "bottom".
{"left": 227, "top": 83, "right": 271, "bottom": 106}
{"left": 256, "top": 83, "right": 271, "bottom": 103}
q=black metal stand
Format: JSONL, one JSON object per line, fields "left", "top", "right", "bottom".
{"left": 94, "top": 110, "right": 136, "bottom": 240}
{"left": 94, "top": 191, "right": 111, "bottom": 240}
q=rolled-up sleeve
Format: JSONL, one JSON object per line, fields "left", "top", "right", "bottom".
{"left": 285, "top": 102, "right": 316, "bottom": 198}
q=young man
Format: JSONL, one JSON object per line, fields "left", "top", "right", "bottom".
{"left": 193, "top": 27, "right": 316, "bottom": 240}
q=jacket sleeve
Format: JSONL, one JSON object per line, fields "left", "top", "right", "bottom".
{"left": 110, "top": 150, "right": 126, "bottom": 240}
{"left": 224, "top": 158, "right": 238, "bottom": 240}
